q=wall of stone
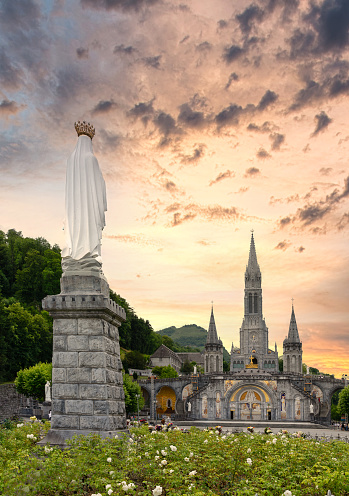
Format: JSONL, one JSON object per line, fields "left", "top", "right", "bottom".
{"left": 0, "top": 384, "right": 26, "bottom": 420}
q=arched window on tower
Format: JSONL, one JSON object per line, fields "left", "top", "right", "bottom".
{"left": 249, "top": 293, "right": 253, "bottom": 313}
{"left": 254, "top": 293, "right": 258, "bottom": 313}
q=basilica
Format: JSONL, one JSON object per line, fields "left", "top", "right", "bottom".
{"left": 143, "top": 234, "right": 343, "bottom": 423}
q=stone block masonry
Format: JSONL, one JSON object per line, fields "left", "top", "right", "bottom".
{"left": 39, "top": 273, "right": 127, "bottom": 446}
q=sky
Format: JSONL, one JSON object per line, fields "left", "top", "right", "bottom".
{"left": 1, "top": 0, "right": 349, "bottom": 377}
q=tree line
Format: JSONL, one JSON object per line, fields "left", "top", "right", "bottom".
{"left": 0, "top": 229, "right": 194, "bottom": 382}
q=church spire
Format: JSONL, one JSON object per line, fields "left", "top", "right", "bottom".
{"left": 206, "top": 306, "right": 219, "bottom": 344}
{"left": 246, "top": 231, "right": 260, "bottom": 276}
{"left": 287, "top": 303, "right": 300, "bottom": 343}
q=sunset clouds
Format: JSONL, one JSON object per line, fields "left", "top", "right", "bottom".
{"left": 1, "top": 0, "right": 349, "bottom": 375}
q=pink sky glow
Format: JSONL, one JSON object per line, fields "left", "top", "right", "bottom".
{"left": 1, "top": 0, "right": 349, "bottom": 376}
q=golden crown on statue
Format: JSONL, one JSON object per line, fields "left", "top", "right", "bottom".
{"left": 74, "top": 121, "right": 95, "bottom": 139}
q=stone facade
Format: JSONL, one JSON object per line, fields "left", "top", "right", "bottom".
{"left": 40, "top": 273, "right": 127, "bottom": 446}
{"left": 140, "top": 233, "right": 345, "bottom": 424}
{"left": 0, "top": 384, "right": 26, "bottom": 421}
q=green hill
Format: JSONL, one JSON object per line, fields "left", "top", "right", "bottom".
{"left": 157, "top": 324, "right": 230, "bottom": 362}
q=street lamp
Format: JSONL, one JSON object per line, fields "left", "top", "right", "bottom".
{"left": 135, "top": 394, "right": 140, "bottom": 422}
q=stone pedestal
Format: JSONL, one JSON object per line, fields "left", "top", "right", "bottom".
{"left": 39, "top": 273, "right": 127, "bottom": 447}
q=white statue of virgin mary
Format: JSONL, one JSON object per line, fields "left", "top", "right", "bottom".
{"left": 61, "top": 121, "right": 107, "bottom": 273}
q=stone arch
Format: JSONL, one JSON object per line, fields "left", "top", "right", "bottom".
{"left": 226, "top": 381, "right": 277, "bottom": 421}
{"left": 181, "top": 383, "right": 193, "bottom": 401}
{"left": 156, "top": 386, "right": 176, "bottom": 415}
{"left": 140, "top": 386, "right": 150, "bottom": 408}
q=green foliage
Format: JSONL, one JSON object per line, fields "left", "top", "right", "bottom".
{"left": 180, "top": 359, "right": 194, "bottom": 375}
{"left": 2, "top": 425, "right": 349, "bottom": 495}
{"left": 109, "top": 290, "right": 161, "bottom": 355}
{"left": 15, "top": 362, "right": 52, "bottom": 402}
{"left": 157, "top": 324, "right": 231, "bottom": 361}
{"left": 122, "top": 350, "right": 148, "bottom": 371}
{"left": 123, "top": 373, "right": 144, "bottom": 414}
{"left": 0, "top": 300, "right": 53, "bottom": 382}
{"left": 223, "top": 359, "right": 230, "bottom": 372}
{"left": 152, "top": 365, "right": 178, "bottom": 378}
{"left": 338, "top": 385, "right": 349, "bottom": 416}
{"left": 0, "top": 229, "right": 62, "bottom": 307}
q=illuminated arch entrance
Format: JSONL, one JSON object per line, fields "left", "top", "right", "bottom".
{"left": 228, "top": 385, "right": 273, "bottom": 420}
{"left": 156, "top": 386, "right": 176, "bottom": 415}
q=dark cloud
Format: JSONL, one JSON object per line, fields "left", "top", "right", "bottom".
{"left": 297, "top": 246, "right": 305, "bottom": 253}
{"left": 337, "top": 212, "right": 349, "bottom": 230}
{"left": 236, "top": 186, "right": 249, "bottom": 194}
{"left": 312, "top": 111, "right": 333, "bottom": 136}
{"left": 215, "top": 90, "right": 277, "bottom": 129}
{"left": 180, "top": 144, "right": 205, "bottom": 164}
{"left": 166, "top": 202, "right": 241, "bottom": 227}
{"left": 288, "top": 29, "right": 316, "bottom": 59}
{"left": 163, "top": 181, "right": 179, "bottom": 194}
{"left": 215, "top": 104, "right": 243, "bottom": 127}
{"left": 279, "top": 216, "right": 292, "bottom": 227}
{"left": 52, "top": 67, "right": 84, "bottom": 101}
{"left": 171, "top": 212, "right": 197, "bottom": 226}
{"left": 96, "top": 129, "right": 120, "bottom": 152}
{"left": 275, "top": 240, "right": 291, "bottom": 251}
{"left": 128, "top": 100, "right": 154, "bottom": 118}
{"left": 209, "top": 170, "right": 235, "bottom": 186}
{"left": 236, "top": 4, "right": 264, "bottom": 34}
{"left": 113, "top": 44, "right": 136, "bottom": 55}
{"left": 0, "top": 51, "right": 23, "bottom": 89}
{"left": 143, "top": 55, "right": 161, "bottom": 69}
{"left": 256, "top": 148, "right": 270, "bottom": 159}
{"left": 0, "top": 0, "right": 41, "bottom": 31}
{"left": 81, "top": 0, "right": 159, "bottom": 11}
{"left": 153, "top": 111, "right": 177, "bottom": 137}
{"left": 315, "top": 0, "right": 349, "bottom": 52}
{"left": 180, "top": 35, "right": 190, "bottom": 44}
{"left": 0, "top": 99, "right": 23, "bottom": 116}
{"left": 225, "top": 72, "right": 239, "bottom": 90}
{"left": 92, "top": 100, "right": 117, "bottom": 114}
{"left": 319, "top": 167, "right": 333, "bottom": 176}
{"left": 269, "top": 132, "right": 285, "bottom": 150}
{"left": 297, "top": 203, "right": 332, "bottom": 225}
{"left": 289, "top": 80, "right": 324, "bottom": 111}
{"left": 329, "top": 76, "right": 349, "bottom": 96}
{"left": 217, "top": 19, "right": 228, "bottom": 29}
{"left": 76, "top": 47, "right": 89, "bottom": 59}
{"left": 278, "top": 176, "right": 349, "bottom": 229}
{"left": 244, "top": 167, "right": 260, "bottom": 177}
{"left": 257, "top": 90, "right": 278, "bottom": 110}
{"left": 247, "top": 121, "right": 274, "bottom": 133}
{"left": 223, "top": 44, "right": 245, "bottom": 63}
{"left": 196, "top": 41, "right": 212, "bottom": 51}
{"left": 178, "top": 103, "right": 205, "bottom": 128}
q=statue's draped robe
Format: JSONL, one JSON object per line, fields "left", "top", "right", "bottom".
{"left": 62, "top": 135, "right": 107, "bottom": 265}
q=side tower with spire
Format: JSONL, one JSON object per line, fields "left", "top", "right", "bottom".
{"left": 283, "top": 304, "right": 303, "bottom": 374}
{"left": 230, "top": 233, "right": 279, "bottom": 371}
{"left": 204, "top": 307, "right": 223, "bottom": 373}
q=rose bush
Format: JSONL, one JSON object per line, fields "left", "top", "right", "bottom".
{"left": 0, "top": 421, "right": 349, "bottom": 495}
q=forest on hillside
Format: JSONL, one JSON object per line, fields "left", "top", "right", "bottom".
{"left": 0, "top": 229, "right": 199, "bottom": 382}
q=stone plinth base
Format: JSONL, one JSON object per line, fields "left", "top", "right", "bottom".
{"left": 41, "top": 273, "right": 127, "bottom": 446}
{"left": 38, "top": 428, "right": 129, "bottom": 449}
